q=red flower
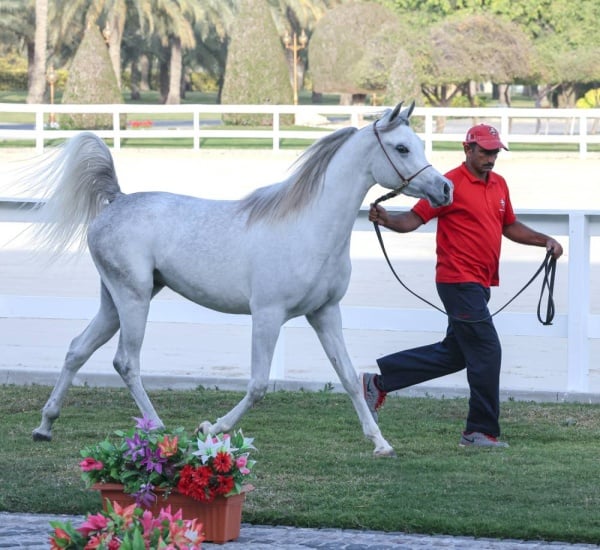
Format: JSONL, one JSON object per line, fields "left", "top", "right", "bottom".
{"left": 216, "top": 475, "right": 235, "bottom": 495}
{"left": 79, "top": 457, "right": 104, "bottom": 472}
{"left": 177, "top": 463, "right": 234, "bottom": 502}
{"left": 213, "top": 450, "right": 233, "bottom": 473}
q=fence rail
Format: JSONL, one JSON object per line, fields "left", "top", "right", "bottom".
{"left": 2, "top": 103, "right": 600, "bottom": 157}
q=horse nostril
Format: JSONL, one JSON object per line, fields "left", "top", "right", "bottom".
{"left": 444, "top": 182, "right": 453, "bottom": 202}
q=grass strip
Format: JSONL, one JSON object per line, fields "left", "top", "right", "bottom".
{"left": 1, "top": 384, "right": 599, "bottom": 543}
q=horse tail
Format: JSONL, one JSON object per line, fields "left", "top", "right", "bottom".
{"left": 23, "top": 132, "right": 122, "bottom": 256}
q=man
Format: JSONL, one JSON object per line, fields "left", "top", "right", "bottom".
{"left": 362, "top": 124, "right": 563, "bottom": 448}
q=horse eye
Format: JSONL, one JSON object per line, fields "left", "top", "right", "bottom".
{"left": 395, "top": 145, "right": 409, "bottom": 154}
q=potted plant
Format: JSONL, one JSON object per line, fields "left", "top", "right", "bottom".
{"left": 49, "top": 500, "right": 204, "bottom": 549}
{"left": 78, "top": 415, "right": 256, "bottom": 543}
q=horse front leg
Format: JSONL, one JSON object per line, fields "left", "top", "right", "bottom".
{"left": 198, "top": 312, "right": 281, "bottom": 435}
{"left": 306, "top": 304, "right": 396, "bottom": 458}
{"left": 33, "top": 285, "right": 120, "bottom": 441}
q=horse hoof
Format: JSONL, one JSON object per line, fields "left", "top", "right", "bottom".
{"left": 195, "top": 421, "right": 212, "bottom": 435}
{"left": 32, "top": 429, "right": 52, "bottom": 442}
{"left": 374, "top": 447, "right": 397, "bottom": 458}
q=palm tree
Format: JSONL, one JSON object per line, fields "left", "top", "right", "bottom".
{"left": 26, "top": 0, "right": 48, "bottom": 103}
{"left": 148, "top": 0, "right": 207, "bottom": 104}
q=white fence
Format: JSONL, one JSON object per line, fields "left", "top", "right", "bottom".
{"left": 2, "top": 103, "right": 600, "bottom": 157}
{"left": 1, "top": 198, "right": 599, "bottom": 396}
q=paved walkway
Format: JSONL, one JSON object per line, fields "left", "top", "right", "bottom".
{"left": 3, "top": 512, "right": 600, "bottom": 549}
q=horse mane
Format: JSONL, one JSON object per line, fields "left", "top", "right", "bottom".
{"left": 239, "top": 126, "right": 358, "bottom": 225}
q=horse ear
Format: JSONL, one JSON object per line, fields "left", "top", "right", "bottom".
{"left": 400, "top": 101, "right": 416, "bottom": 121}
{"left": 389, "top": 101, "right": 404, "bottom": 122}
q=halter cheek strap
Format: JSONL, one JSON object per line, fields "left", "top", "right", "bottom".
{"left": 372, "top": 120, "right": 431, "bottom": 204}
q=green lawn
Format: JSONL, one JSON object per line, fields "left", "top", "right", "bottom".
{"left": 2, "top": 384, "right": 600, "bottom": 544}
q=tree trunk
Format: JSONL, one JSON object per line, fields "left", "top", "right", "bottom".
{"left": 139, "top": 55, "right": 151, "bottom": 91}
{"left": 27, "top": 0, "right": 48, "bottom": 104}
{"left": 165, "top": 37, "right": 182, "bottom": 105}
{"left": 130, "top": 60, "right": 141, "bottom": 100}
{"left": 159, "top": 58, "right": 169, "bottom": 103}
{"left": 105, "top": 11, "right": 124, "bottom": 89}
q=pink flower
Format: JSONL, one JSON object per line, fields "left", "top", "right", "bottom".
{"left": 76, "top": 512, "right": 108, "bottom": 536}
{"left": 79, "top": 457, "right": 104, "bottom": 472}
{"left": 236, "top": 455, "right": 250, "bottom": 475}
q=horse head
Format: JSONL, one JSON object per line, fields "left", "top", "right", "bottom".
{"left": 371, "top": 101, "right": 452, "bottom": 208}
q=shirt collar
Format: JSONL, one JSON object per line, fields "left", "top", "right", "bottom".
{"left": 460, "top": 162, "right": 494, "bottom": 185}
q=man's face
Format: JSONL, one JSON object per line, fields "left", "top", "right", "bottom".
{"left": 465, "top": 144, "right": 499, "bottom": 178}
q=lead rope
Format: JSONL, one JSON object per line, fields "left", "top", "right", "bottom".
{"left": 372, "top": 203, "right": 557, "bottom": 325}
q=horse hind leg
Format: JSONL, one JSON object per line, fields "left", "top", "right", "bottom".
{"left": 306, "top": 304, "right": 396, "bottom": 458}
{"left": 110, "top": 284, "right": 164, "bottom": 429}
{"left": 33, "top": 283, "right": 120, "bottom": 441}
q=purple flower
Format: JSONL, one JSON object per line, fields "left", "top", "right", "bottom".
{"left": 141, "top": 446, "right": 167, "bottom": 474}
{"left": 133, "top": 414, "right": 160, "bottom": 433}
{"left": 133, "top": 483, "right": 157, "bottom": 507}
{"left": 124, "top": 432, "right": 147, "bottom": 462}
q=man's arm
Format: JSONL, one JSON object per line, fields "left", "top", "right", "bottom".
{"left": 369, "top": 204, "right": 424, "bottom": 233}
{"left": 503, "top": 220, "right": 563, "bottom": 259}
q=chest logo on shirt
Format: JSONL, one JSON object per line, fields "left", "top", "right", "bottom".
{"left": 499, "top": 198, "right": 506, "bottom": 213}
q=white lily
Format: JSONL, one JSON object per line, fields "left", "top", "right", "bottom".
{"left": 193, "top": 433, "right": 232, "bottom": 464}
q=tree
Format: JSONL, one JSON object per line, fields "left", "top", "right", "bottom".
{"left": 381, "top": 0, "right": 600, "bottom": 106}
{"left": 142, "top": 0, "right": 202, "bottom": 104}
{"left": 26, "top": 0, "right": 48, "bottom": 103}
{"left": 188, "top": 0, "right": 236, "bottom": 100}
{"left": 60, "top": 21, "right": 122, "bottom": 129}
{"left": 309, "top": 2, "right": 406, "bottom": 104}
{"left": 530, "top": 0, "right": 600, "bottom": 107}
{"left": 420, "top": 13, "right": 533, "bottom": 107}
{"left": 384, "top": 48, "right": 422, "bottom": 107}
{"left": 221, "top": 0, "right": 292, "bottom": 124}
{"left": 0, "top": 1, "right": 37, "bottom": 89}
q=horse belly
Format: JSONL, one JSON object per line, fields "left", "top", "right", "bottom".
{"left": 156, "top": 261, "right": 252, "bottom": 315}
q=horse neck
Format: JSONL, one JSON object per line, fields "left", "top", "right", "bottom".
{"left": 317, "top": 132, "right": 374, "bottom": 224}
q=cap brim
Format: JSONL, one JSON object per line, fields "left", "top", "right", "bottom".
{"left": 469, "top": 139, "right": 508, "bottom": 151}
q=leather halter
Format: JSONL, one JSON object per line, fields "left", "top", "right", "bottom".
{"left": 372, "top": 120, "right": 431, "bottom": 204}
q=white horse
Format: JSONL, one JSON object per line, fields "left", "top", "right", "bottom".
{"left": 28, "top": 102, "right": 452, "bottom": 456}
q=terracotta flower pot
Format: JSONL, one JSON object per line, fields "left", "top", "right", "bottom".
{"left": 92, "top": 483, "right": 247, "bottom": 544}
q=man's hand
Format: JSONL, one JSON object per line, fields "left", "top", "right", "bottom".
{"left": 546, "top": 238, "right": 563, "bottom": 260}
{"left": 369, "top": 203, "right": 389, "bottom": 225}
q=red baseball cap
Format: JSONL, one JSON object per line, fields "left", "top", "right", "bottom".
{"left": 464, "top": 124, "right": 508, "bottom": 151}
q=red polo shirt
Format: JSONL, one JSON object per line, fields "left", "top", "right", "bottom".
{"left": 412, "top": 162, "right": 516, "bottom": 287}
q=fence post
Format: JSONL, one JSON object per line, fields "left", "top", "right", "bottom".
{"left": 579, "top": 113, "right": 587, "bottom": 159}
{"left": 35, "top": 109, "right": 45, "bottom": 153}
{"left": 272, "top": 108, "right": 280, "bottom": 152}
{"left": 567, "top": 212, "right": 590, "bottom": 392}
{"left": 113, "top": 111, "right": 121, "bottom": 151}
{"left": 193, "top": 110, "right": 200, "bottom": 151}
{"left": 423, "top": 112, "right": 434, "bottom": 157}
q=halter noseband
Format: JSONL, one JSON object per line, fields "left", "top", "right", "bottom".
{"left": 372, "top": 120, "right": 431, "bottom": 205}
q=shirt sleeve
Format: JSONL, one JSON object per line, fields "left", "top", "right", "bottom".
{"left": 412, "top": 197, "right": 441, "bottom": 224}
{"left": 502, "top": 182, "right": 517, "bottom": 226}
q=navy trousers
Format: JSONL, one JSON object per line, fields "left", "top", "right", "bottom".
{"left": 377, "top": 282, "right": 502, "bottom": 437}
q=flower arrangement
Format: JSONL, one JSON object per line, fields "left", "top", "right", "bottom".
{"left": 79, "top": 415, "right": 256, "bottom": 507}
{"left": 49, "top": 500, "right": 204, "bottom": 549}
